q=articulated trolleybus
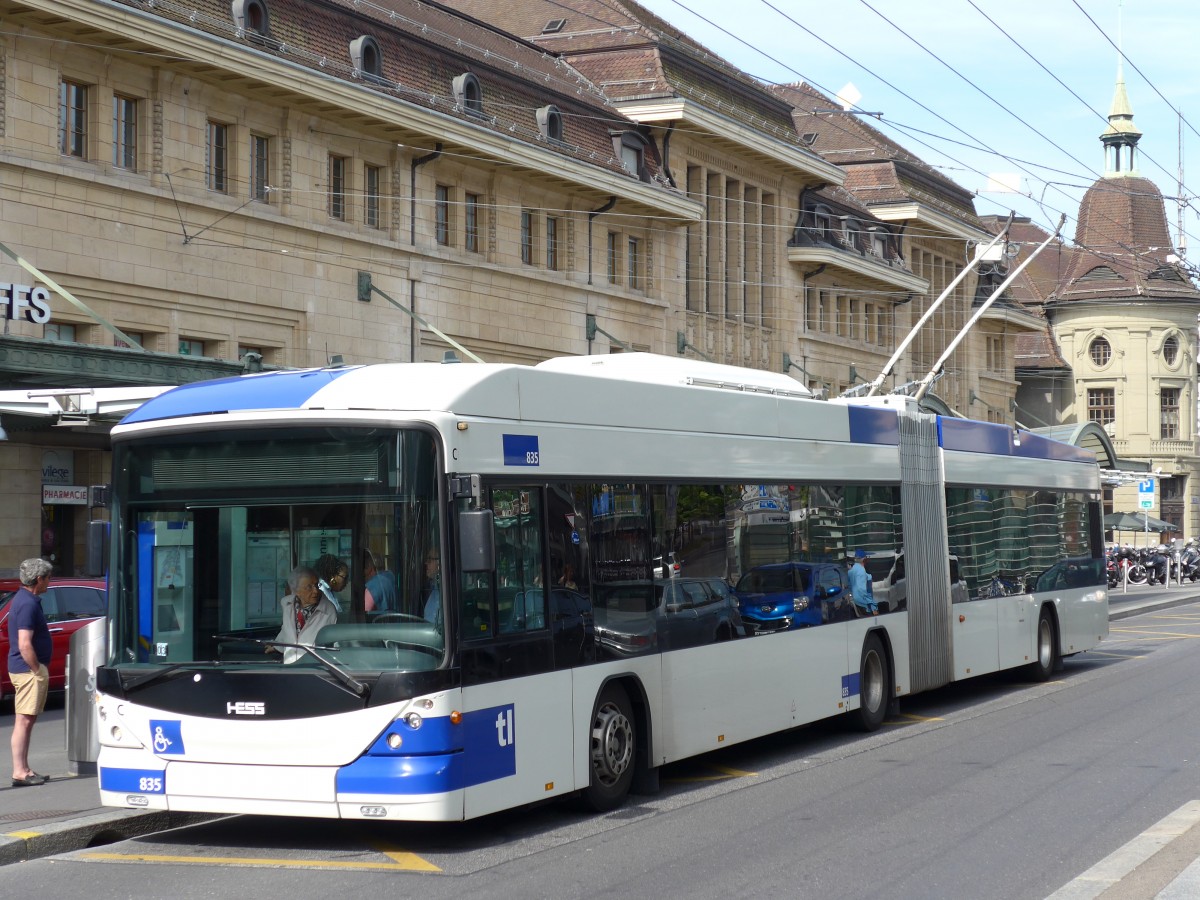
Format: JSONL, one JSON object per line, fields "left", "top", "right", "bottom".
{"left": 96, "top": 354, "right": 1107, "bottom": 820}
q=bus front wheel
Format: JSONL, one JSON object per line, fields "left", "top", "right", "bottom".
{"left": 1024, "top": 608, "right": 1057, "bottom": 682}
{"left": 853, "top": 633, "right": 889, "bottom": 732}
{"left": 581, "top": 683, "right": 636, "bottom": 812}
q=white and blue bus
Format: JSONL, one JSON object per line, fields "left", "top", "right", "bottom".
{"left": 95, "top": 353, "right": 1108, "bottom": 820}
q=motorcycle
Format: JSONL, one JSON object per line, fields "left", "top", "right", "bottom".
{"left": 1179, "top": 543, "right": 1200, "bottom": 582}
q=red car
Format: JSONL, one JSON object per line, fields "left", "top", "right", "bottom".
{"left": 0, "top": 577, "right": 107, "bottom": 699}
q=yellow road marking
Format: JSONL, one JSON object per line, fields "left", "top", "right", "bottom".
{"left": 665, "top": 763, "right": 757, "bottom": 784}
{"left": 1109, "top": 628, "right": 1200, "bottom": 638}
{"left": 1089, "top": 650, "right": 1145, "bottom": 658}
{"left": 893, "top": 713, "right": 944, "bottom": 723}
{"left": 3, "top": 831, "right": 40, "bottom": 840}
{"left": 81, "top": 851, "right": 441, "bottom": 872}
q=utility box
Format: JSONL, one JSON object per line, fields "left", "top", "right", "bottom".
{"left": 66, "top": 617, "right": 106, "bottom": 775}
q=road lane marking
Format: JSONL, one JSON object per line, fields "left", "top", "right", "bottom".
{"left": 81, "top": 851, "right": 441, "bottom": 872}
{"left": 1045, "top": 799, "right": 1200, "bottom": 899}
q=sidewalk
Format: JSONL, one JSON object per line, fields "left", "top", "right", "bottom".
{"left": 1, "top": 585, "right": 1197, "bottom": 867}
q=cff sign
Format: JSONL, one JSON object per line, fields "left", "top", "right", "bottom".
{"left": 1138, "top": 479, "right": 1155, "bottom": 510}
{"left": 0, "top": 283, "right": 52, "bottom": 324}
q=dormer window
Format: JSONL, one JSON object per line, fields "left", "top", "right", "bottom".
{"left": 611, "top": 131, "right": 649, "bottom": 181}
{"left": 536, "top": 105, "right": 563, "bottom": 143}
{"left": 349, "top": 36, "right": 383, "bottom": 82}
{"left": 870, "top": 229, "right": 887, "bottom": 258}
{"left": 813, "top": 206, "right": 832, "bottom": 240}
{"left": 231, "top": 0, "right": 270, "bottom": 38}
{"left": 452, "top": 73, "right": 483, "bottom": 116}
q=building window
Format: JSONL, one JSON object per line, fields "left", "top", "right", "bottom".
{"left": 987, "top": 335, "right": 1005, "bottom": 373}
{"left": 59, "top": 81, "right": 88, "bottom": 158}
{"left": 627, "top": 237, "right": 641, "bottom": 290}
{"left": 179, "top": 337, "right": 206, "bottom": 356}
{"left": 607, "top": 232, "right": 619, "bottom": 284}
{"left": 452, "top": 73, "right": 483, "bottom": 116}
{"left": 250, "top": 134, "right": 270, "bottom": 201}
{"left": 206, "top": 121, "right": 228, "bottom": 193}
{"left": 612, "top": 132, "right": 647, "bottom": 179}
{"left": 349, "top": 36, "right": 383, "bottom": 80}
{"left": 1089, "top": 336, "right": 1111, "bottom": 368}
{"left": 465, "top": 193, "right": 480, "bottom": 253}
{"left": 45, "top": 323, "right": 76, "bottom": 342}
{"left": 232, "top": 0, "right": 271, "bottom": 36}
{"left": 115, "top": 331, "right": 143, "bottom": 349}
{"left": 1161, "top": 388, "right": 1180, "bottom": 439}
{"left": 536, "top": 105, "right": 563, "bottom": 142}
{"left": 328, "top": 155, "right": 346, "bottom": 220}
{"left": 112, "top": 94, "right": 137, "bottom": 170}
{"left": 364, "top": 164, "right": 381, "bottom": 228}
{"left": 520, "top": 210, "right": 534, "bottom": 265}
{"left": 435, "top": 185, "right": 451, "bottom": 246}
{"left": 1164, "top": 335, "right": 1180, "bottom": 366}
{"left": 1087, "top": 387, "right": 1115, "bottom": 428}
{"left": 546, "top": 216, "right": 559, "bottom": 271}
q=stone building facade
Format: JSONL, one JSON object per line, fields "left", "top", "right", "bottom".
{"left": 1012, "top": 69, "right": 1200, "bottom": 539}
{"left": 0, "top": 0, "right": 1039, "bottom": 572}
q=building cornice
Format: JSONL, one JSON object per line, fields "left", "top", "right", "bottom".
{"left": 14, "top": 0, "right": 701, "bottom": 221}
{"left": 786, "top": 247, "right": 928, "bottom": 293}
{"left": 613, "top": 98, "right": 846, "bottom": 185}
{"left": 869, "top": 202, "right": 990, "bottom": 244}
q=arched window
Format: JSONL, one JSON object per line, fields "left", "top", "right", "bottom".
{"left": 231, "top": 0, "right": 270, "bottom": 37}
{"left": 349, "top": 36, "right": 383, "bottom": 81}
{"left": 1163, "top": 334, "right": 1180, "bottom": 366}
{"left": 1089, "top": 336, "right": 1111, "bottom": 368}
{"left": 536, "top": 105, "right": 563, "bottom": 143}
{"left": 452, "top": 73, "right": 483, "bottom": 116}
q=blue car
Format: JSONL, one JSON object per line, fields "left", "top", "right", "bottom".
{"left": 733, "top": 562, "right": 848, "bottom": 633}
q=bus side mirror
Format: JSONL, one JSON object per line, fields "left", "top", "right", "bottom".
{"left": 459, "top": 509, "right": 495, "bottom": 572}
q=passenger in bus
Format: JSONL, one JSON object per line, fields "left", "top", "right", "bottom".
{"left": 314, "top": 554, "right": 347, "bottom": 612}
{"left": 847, "top": 549, "right": 879, "bottom": 615}
{"left": 362, "top": 549, "right": 398, "bottom": 613}
{"left": 422, "top": 551, "right": 442, "bottom": 624}
{"left": 269, "top": 565, "right": 338, "bottom": 663}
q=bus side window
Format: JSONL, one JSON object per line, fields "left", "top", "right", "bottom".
{"left": 491, "top": 487, "right": 546, "bottom": 634}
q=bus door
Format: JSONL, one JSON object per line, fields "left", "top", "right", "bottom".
{"left": 458, "top": 486, "right": 553, "bottom": 681}
{"left": 457, "top": 485, "right": 574, "bottom": 818}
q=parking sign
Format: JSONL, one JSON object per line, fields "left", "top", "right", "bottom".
{"left": 1138, "top": 479, "right": 1154, "bottom": 510}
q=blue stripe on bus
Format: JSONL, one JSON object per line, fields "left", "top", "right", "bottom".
{"left": 338, "top": 704, "right": 516, "bottom": 795}
{"left": 938, "top": 417, "right": 1095, "bottom": 463}
{"left": 122, "top": 369, "right": 354, "bottom": 424}
{"left": 847, "top": 406, "right": 900, "bottom": 445}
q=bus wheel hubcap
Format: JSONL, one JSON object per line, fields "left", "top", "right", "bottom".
{"left": 592, "top": 702, "right": 633, "bottom": 786}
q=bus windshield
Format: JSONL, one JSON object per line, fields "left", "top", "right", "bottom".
{"left": 108, "top": 426, "right": 445, "bottom": 675}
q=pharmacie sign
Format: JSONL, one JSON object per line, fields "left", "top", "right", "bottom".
{"left": 1, "top": 282, "right": 52, "bottom": 323}
{"left": 43, "top": 485, "right": 89, "bottom": 505}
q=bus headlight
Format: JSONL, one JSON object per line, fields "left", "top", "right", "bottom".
{"left": 405, "top": 712, "right": 422, "bottom": 730}
{"left": 793, "top": 597, "right": 810, "bottom": 612}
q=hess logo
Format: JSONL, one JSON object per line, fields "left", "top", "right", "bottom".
{"left": 226, "top": 701, "right": 266, "bottom": 716}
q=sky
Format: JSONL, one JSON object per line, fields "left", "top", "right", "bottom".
{"left": 634, "top": 0, "right": 1200, "bottom": 256}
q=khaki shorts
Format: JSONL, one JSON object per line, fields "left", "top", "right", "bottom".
{"left": 11, "top": 664, "right": 49, "bottom": 716}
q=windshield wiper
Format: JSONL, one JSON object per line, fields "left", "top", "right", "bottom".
{"left": 122, "top": 660, "right": 221, "bottom": 692}
{"left": 253, "top": 639, "right": 368, "bottom": 697}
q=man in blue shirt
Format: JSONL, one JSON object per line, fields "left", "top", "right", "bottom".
{"left": 847, "top": 549, "right": 879, "bottom": 616}
{"left": 7, "top": 557, "right": 53, "bottom": 787}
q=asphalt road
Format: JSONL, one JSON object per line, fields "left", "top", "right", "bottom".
{"left": 1, "top": 599, "right": 1198, "bottom": 898}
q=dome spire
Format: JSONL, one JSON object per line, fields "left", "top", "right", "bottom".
{"left": 1101, "top": 41, "right": 1141, "bottom": 176}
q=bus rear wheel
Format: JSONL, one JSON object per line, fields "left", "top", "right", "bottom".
{"left": 581, "top": 683, "right": 636, "bottom": 812}
{"left": 853, "top": 633, "right": 889, "bottom": 732}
